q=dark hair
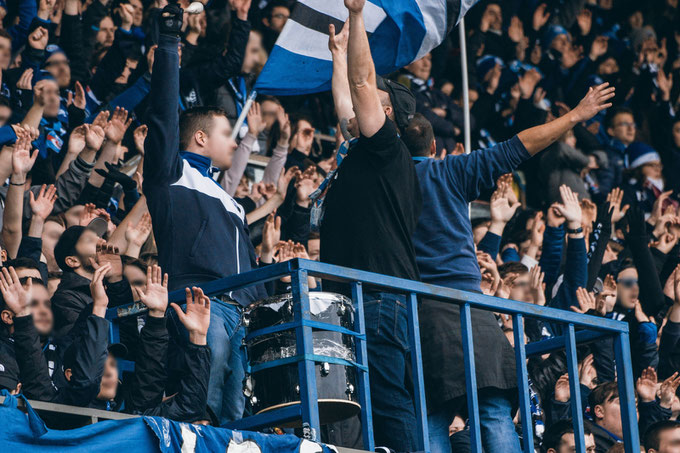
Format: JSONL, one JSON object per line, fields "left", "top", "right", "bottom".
{"left": 0, "top": 96, "right": 9, "bottom": 108}
{"left": 606, "top": 106, "right": 634, "bottom": 129}
{"left": 541, "top": 419, "right": 592, "bottom": 453}
{"left": 402, "top": 113, "right": 435, "bottom": 157}
{"left": 0, "top": 29, "right": 11, "bottom": 41}
{"left": 588, "top": 382, "right": 619, "bottom": 414}
{"left": 45, "top": 214, "right": 66, "bottom": 228}
{"left": 122, "top": 256, "right": 146, "bottom": 273}
{"left": 179, "top": 106, "right": 229, "bottom": 150}
{"left": 498, "top": 262, "right": 528, "bottom": 278}
{"left": 644, "top": 420, "right": 680, "bottom": 451}
{"left": 4, "top": 258, "right": 41, "bottom": 272}
{"left": 264, "top": 0, "right": 290, "bottom": 19}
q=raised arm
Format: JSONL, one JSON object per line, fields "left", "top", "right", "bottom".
{"left": 328, "top": 21, "right": 354, "bottom": 139}
{"left": 346, "top": 0, "right": 384, "bottom": 138}
{"left": 517, "top": 83, "right": 614, "bottom": 155}
{"left": 144, "top": 5, "right": 183, "bottom": 188}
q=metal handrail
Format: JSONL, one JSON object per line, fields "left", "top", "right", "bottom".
{"left": 106, "top": 258, "right": 640, "bottom": 453}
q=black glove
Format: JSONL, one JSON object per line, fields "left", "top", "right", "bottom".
{"left": 159, "top": 2, "right": 183, "bottom": 37}
{"left": 95, "top": 162, "right": 137, "bottom": 191}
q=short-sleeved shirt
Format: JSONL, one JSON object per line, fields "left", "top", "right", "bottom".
{"left": 320, "top": 118, "right": 422, "bottom": 283}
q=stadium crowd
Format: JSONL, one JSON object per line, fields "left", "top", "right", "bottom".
{"left": 0, "top": 0, "right": 679, "bottom": 452}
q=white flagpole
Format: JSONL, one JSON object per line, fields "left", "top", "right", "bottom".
{"left": 458, "top": 18, "right": 471, "bottom": 155}
{"left": 231, "top": 90, "right": 258, "bottom": 140}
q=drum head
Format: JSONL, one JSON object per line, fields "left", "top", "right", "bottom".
{"left": 256, "top": 399, "right": 361, "bottom": 428}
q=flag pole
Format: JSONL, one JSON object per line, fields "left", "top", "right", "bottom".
{"left": 458, "top": 18, "right": 471, "bottom": 155}
{"left": 231, "top": 90, "right": 258, "bottom": 140}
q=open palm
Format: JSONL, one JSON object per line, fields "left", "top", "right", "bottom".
{"left": 138, "top": 265, "right": 168, "bottom": 316}
{"left": 172, "top": 287, "right": 211, "bottom": 336}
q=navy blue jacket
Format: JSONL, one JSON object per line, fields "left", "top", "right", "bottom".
{"left": 412, "top": 136, "right": 530, "bottom": 291}
{"left": 144, "top": 34, "right": 266, "bottom": 305}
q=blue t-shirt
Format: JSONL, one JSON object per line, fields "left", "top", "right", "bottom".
{"left": 412, "top": 136, "right": 530, "bottom": 292}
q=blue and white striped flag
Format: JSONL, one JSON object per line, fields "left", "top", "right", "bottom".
{"left": 255, "top": 0, "right": 478, "bottom": 95}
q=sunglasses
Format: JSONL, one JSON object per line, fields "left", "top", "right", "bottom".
{"left": 617, "top": 278, "right": 638, "bottom": 288}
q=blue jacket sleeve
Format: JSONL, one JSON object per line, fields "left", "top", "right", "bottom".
{"left": 0, "top": 125, "right": 17, "bottom": 146}
{"left": 8, "top": 0, "right": 37, "bottom": 53}
{"left": 88, "top": 28, "right": 137, "bottom": 105}
{"left": 143, "top": 34, "right": 183, "bottom": 188}
{"left": 478, "top": 232, "right": 501, "bottom": 261}
{"left": 445, "top": 135, "right": 530, "bottom": 202}
{"left": 539, "top": 225, "right": 565, "bottom": 288}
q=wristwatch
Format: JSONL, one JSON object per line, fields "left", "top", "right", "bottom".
{"left": 567, "top": 227, "right": 583, "bottom": 235}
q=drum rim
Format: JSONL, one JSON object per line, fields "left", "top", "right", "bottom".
{"left": 245, "top": 291, "right": 353, "bottom": 311}
{"left": 255, "top": 398, "right": 361, "bottom": 415}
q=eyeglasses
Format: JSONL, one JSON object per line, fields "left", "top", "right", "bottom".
{"left": 617, "top": 278, "right": 638, "bottom": 288}
{"left": 272, "top": 13, "right": 289, "bottom": 20}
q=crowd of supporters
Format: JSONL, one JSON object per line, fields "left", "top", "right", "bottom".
{"left": 0, "top": 0, "right": 679, "bottom": 452}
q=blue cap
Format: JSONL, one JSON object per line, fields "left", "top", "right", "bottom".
{"left": 476, "top": 55, "right": 504, "bottom": 80}
{"left": 626, "top": 142, "right": 660, "bottom": 169}
{"left": 542, "top": 25, "right": 569, "bottom": 48}
{"left": 44, "top": 44, "right": 67, "bottom": 63}
{"left": 0, "top": 1, "right": 6, "bottom": 9}
{"left": 32, "top": 69, "right": 56, "bottom": 87}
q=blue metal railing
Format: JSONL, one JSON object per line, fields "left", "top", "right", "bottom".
{"left": 106, "top": 259, "right": 640, "bottom": 453}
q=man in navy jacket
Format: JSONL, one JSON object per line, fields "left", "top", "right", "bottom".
{"left": 405, "top": 81, "right": 615, "bottom": 453}
{"left": 144, "top": 0, "right": 265, "bottom": 425}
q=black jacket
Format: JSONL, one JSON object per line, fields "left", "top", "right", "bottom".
{"left": 12, "top": 313, "right": 108, "bottom": 407}
{"left": 125, "top": 316, "right": 210, "bottom": 422}
{"left": 0, "top": 329, "right": 19, "bottom": 391}
{"left": 51, "top": 271, "right": 134, "bottom": 339}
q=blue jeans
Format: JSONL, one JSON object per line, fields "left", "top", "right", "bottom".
{"left": 428, "top": 388, "right": 521, "bottom": 453}
{"left": 364, "top": 293, "right": 418, "bottom": 452}
{"left": 169, "top": 299, "right": 245, "bottom": 426}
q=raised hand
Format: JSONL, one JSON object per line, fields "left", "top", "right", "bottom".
{"left": 554, "top": 374, "right": 570, "bottom": 402}
{"left": 606, "top": 188, "right": 629, "bottom": 224}
{"left": 28, "top": 26, "right": 49, "bottom": 50}
{"left": 529, "top": 265, "right": 545, "bottom": 306}
{"left": 572, "top": 287, "right": 598, "bottom": 314}
{"left": 489, "top": 181, "right": 521, "bottom": 233}
{"left": 125, "top": 212, "right": 153, "bottom": 248}
{"left": 105, "top": 107, "right": 133, "bottom": 144}
{"left": 507, "top": 16, "right": 524, "bottom": 43}
{"left": 137, "top": 265, "right": 169, "bottom": 318}
{"left": 276, "top": 106, "right": 291, "bottom": 146}
{"left": 91, "top": 239, "right": 123, "bottom": 283}
{"left": 277, "top": 165, "right": 299, "bottom": 198}
{"left": 90, "top": 262, "right": 112, "bottom": 317}
{"left": 133, "top": 125, "right": 148, "bottom": 154}
{"left": 554, "top": 185, "right": 582, "bottom": 230}
{"left": 633, "top": 300, "right": 651, "bottom": 323}
{"left": 596, "top": 275, "right": 617, "bottom": 314}
{"left": 247, "top": 102, "right": 266, "bottom": 136}
{"left": 29, "top": 184, "right": 58, "bottom": 220}
{"left": 636, "top": 367, "right": 658, "bottom": 403}
{"left": 117, "top": 3, "right": 134, "bottom": 30}
{"left": 11, "top": 134, "right": 39, "bottom": 182}
{"left": 68, "top": 125, "right": 87, "bottom": 155}
{"left": 659, "top": 372, "right": 680, "bottom": 409}
{"left": 229, "top": 0, "right": 251, "bottom": 20}
{"left": 589, "top": 36, "right": 608, "bottom": 61}
{"left": 518, "top": 69, "right": 541, "bottom": 99}
{"left": 571, "top": 82, "right": 615, "bottom": 123}
{"left": 579, "top": 354, "right": 598, "bottom": 389}
{"left": 261, "top": 212, "right": 282, "bottom": 259}
{"left": 295, "top": 167, "right": 318, "bottom": 207}
{"left": 72, "top": 81, "right": 86, "bottom": 110}
{"left": 328, "top": 21, "right": 350, "bottom": 55}
{"left": 580, "top": 198, "right": 597, "bottom": 232}
{"left": 532, "top": 3, "right": 551, "bottom": 30}
{"left": 16, "top": 69, "right": 33, "bottom": 91}
{"left": 344, "top": 0, "right": 365, "bottom": 14}
{"left": 0, "top": 267, "right": 32, "bottom": 317}
{"left": 172, "top": 287, "right": 211, "bottom": 344}
{"left": 477, "top": 251, "right": 500, "bottom": 296}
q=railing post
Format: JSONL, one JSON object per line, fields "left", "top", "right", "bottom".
{"left": 291, "top": 270, "right": 320, "bottom": 440}
{"left": 351, "top": 282, "right": 375, "bottom": 451}
{"left": 613, "top": 332, "right": 641, "bottom": 453}
{"left": 512, "top": 314, "right": 534, "bottom": 453}
{"left": 407, "top": 293, "right": 429, "bottom": 452}
{"left": 461, "top": 303, "right": 482, "bottom": 453}
{"left": 565, "top": 324, "right": 586, "bottom": 453}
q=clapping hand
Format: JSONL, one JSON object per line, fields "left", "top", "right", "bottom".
{"left": 29, "top": 184, "right": 58, "bottom": 220}
{"left": 554, "top": 185, "right": 582, "bottom": 230}
{"left": 90, "top": 262, "right": 112, "bottom": 318}
{"left": 636, "top": 367, "right": 658, "bottom": 403}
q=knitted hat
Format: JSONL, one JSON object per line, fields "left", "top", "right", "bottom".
{"left": 44, "top": 44, "right": 68, "bottom": 64}
{"left": 476, "top": 55, "right": 504, "bottom": 80}
{"left": 31, "top": 69, "right": 56, "bottom": 87}
{"left": 626, "top": 142, "right": 660, "bottom": 169}
{"left": 542, "top": 25, "right": 569, "bottom": 48}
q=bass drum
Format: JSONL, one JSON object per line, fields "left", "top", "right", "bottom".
{"left": 243, "top": 292, "right": 360, "bottom": 426}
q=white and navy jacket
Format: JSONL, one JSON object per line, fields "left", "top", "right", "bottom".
{"left": 144, "top": 34, "right": 266, "bottom": 306}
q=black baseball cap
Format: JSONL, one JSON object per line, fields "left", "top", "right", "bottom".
{"left": 376, "top": 75, "right": 416, "bottom": 131}
{"left": 54, "top": 221, "right": 107, "bottom": 272}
